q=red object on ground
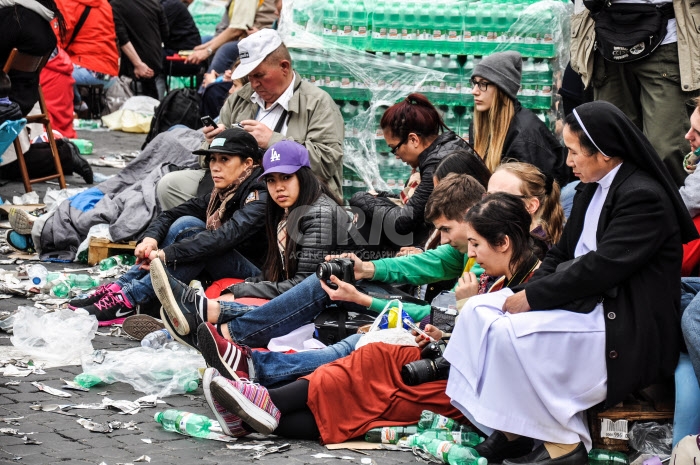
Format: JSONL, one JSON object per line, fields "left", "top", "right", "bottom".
{"left": 166, "top": 54, "right": 187, "bottom": 62}
{"left": 205, "top": 278, "right": 270, "bottom": 306}
{"left": 39, "top": 48, "right": 77, "bottom": 139}
{"left": 682, "top": 216, "right": 700, "bottom": 276}
{"left": 304, "top": 343, "right": 466, "bottom": 445}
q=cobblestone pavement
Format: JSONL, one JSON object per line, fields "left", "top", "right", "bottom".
{"left": 0, "top": 129, "right": 418, "bottom": 465}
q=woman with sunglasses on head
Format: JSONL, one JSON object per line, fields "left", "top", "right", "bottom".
{"left": 351, "top": 93, "right": 481, "bottom": 250}
{"left": 469, "top": 52, "right": 568, "bottom": 186}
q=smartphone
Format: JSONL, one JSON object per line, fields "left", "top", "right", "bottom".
{"left": 200, "top": 116, "right": 217, "bottom": 128}
{"left": 403, "top": 318, "right": 435, "bottom": 342}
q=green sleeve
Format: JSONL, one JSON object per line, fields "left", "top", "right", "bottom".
{"left": 368, "top": 297, "right": 431, "bottom": 322}
{"left": 371, "top": 244, "right": 466, "bottom": 286}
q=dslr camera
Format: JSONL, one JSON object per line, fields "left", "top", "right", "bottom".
{"left": 401, "top": 341, "right": 450, "bottom": 386}
{"left": 316, "top": 258, "right": 355, "bottom": 289}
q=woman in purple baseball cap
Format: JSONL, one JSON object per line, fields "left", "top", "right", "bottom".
{"left": 149, "top": 139, "right": 360, "bottom": 346}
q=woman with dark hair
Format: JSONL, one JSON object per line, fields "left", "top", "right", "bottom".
{"left": 197, "top": 192, "right": 541, "bottom": 444}
{"left": 351, "top": 92, "right": 481, "bottom": 249}
{"left": 150, "top": 140, "right": 357, "bottom": 346}
{"left": 444, "top": 101, "right": 697, "bottom": 465}
{"left": 469, "top": 51, "right": 568, "bottom": 186}
{"left": 433, "top": 149, "right": 491, "bottom": 189}
{"left": 67, "top": 128, "right": 268, "bottom": 322}
{"left": 0, "top": 0, "right": 66, "bottom": 115}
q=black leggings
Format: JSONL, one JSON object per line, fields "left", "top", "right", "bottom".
{"left": 267, "top": 379, "right": 320, "bottom": 440}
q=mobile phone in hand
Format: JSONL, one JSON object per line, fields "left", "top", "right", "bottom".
{"left": 200, "top": 115, "right": 217, "bottom": 128}
{"left": 403, "top": 318, "right": 435, "bottom": 341}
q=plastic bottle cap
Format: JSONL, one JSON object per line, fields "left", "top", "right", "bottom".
{"left": 32, "top": 277, "right": 41, "bottom": 285}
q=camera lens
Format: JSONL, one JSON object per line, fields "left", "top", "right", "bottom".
{"left": 401, "top": 359, "right": 437, "bottom": 386}
{"left": 316, "top": 262, "right": 341, "bottom": 281}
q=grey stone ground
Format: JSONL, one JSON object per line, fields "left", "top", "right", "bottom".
{"left": 0, "top": 128, "right": 418, "bottom": 465}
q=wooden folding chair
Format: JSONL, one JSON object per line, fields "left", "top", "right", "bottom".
{"left": 3, "top": 48, "right": 67, "bottom": 192}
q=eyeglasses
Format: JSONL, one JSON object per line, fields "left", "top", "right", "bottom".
{"left": 470, "top": 77, "right": 491, "bottom": 92}
{"left": 390, "top": 137, "right": 407, "bottom": 155}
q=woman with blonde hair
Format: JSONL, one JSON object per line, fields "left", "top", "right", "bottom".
{"left": 470, "top": 51, "right": 568, "bottom": 186}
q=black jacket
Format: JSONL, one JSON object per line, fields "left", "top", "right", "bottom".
{"left": 0, "top": 5, "right": 57, "bottom": 115}
{"left": 502, "top": 102, "right": 569, "bottom": 185}
{"left": 350, "top": 131, "right": 478, "bottom": 249}
{"left": 110, "top": 0, "right": 169, "bottom": 75}
{"left": 230, "top": 193, "right": 357, "bottom": 300}
{"left": 523, "top": 163, "right": 683, "bottom": 407}
{"left": 140, "top": 167, "right": 268, "bottom": 269}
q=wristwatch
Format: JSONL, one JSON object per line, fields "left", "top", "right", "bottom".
{"left": 206, "top": 47, "right": 213, "bottom": 56}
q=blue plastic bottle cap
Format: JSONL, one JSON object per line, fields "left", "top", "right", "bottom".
{"left": 32, "top": 277, "right": 41, "bottom": 285}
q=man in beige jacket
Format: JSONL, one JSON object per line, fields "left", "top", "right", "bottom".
{"left": 157, "top": 29, "right": 344, "bottom": 209}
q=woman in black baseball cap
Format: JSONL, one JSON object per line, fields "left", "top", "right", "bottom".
{"left": 68, "top": 127, "right": 270, "bottom": 326}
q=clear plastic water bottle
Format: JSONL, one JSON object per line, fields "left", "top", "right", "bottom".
{"left": 445, "top": 2, "right": 463, "bottom": 54}
{"left": 413, "top": 429, "right": 484, "bottom": 448}
{"left": 70, "top": 139, "right": 93, "bottom": 155}
{"left": 335, "top": 0, "right": 352, "bottom": 46}
{"left": 99, "top": 254, "right": 137, "bottom": 271}
{"left": 350, "top": 1, "right": 369, "bottom": 50}
{"left": 154, "top": 410, "right": 213, "bottom": 438}
{"left": 73, "top": 119, "right": 101, "bottom": 130}
{"left": 27, "top": 264, "right": 48, "bottom": 288}
{"left": 386, "top": 1, "right": 401, "bottom": 48}
{"left": 462, "top": 5, "right": 477, "bottom": 55}
{"left": 322, "top": 0, "right": 338, "bottom": 40}
{"left": 588, "top": 449, "right": 629, "bottom": 465}
{"left": 69, "top": 274, "right": 100, "bottom": 291}
{"left": 400, "top": 2, "right": 418, "bottom": 54}
{"left": 141, "top": 329, "right": 173, "bottom": 349}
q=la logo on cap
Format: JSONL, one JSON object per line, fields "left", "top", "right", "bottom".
{"left": 270, "top": 148, "right": 281, "bottom": 162}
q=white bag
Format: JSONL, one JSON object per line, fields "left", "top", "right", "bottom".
{"left": 355, "top": 300, "right": 418, "bottom": 350}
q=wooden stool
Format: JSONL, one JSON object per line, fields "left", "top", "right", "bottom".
{"left": 76, "top": 84, "right": 105, "bottom": 119}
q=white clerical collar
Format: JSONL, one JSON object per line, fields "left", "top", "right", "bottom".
{"left": 597, "top": 162, "right": 623, "bottom": 190}
{"left": 251, "top": 77, "right": 295, "bottom": 112}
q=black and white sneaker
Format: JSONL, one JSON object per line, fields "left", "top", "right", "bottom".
{"left": 150, "top": 258, "right": 205, "bottom": 336}
{"left": 159, "top": 307, "right": 198, "bottom": 350}
{"left": 79, "top": 290, "right": 136, "bottom": 322}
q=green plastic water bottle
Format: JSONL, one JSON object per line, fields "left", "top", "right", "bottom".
{"left": 69, "top": 274, "right": 100, "bottom": 291}
{"left": 418, "top": 410, "right": 462, "bottom": 432}
{"left": 322, "top": 0, "right": 338, "bottom": 40}
{"left": 462, "top": 5, "right": 477, "bottom": 55}
{"left": 154, "top": 410, "right": 213, "bottom": 438}
{"left": 386, "top": 1, "right": 401, "bottom": 49}
{"left": 588, "top": 449, "right": 629, "bottom": 465}
{"left": 99, "top": 254, "right": 137, "bottom": 271}
{"left": 399, "top": 2, "right": 418, "bottom": 53}
{"left": 370, "top": 1, "right": 388, "bottom": 51}
{"left": 416, "top": 2, "right": 432, "bottom": 53}
{"left": 70, "top": 139, "right": 93, "bottom": 155}
{"left": 50, "top": 278, "right": 72, "bottom": 298}
{"left": 430, "top": 3, "right": 448, "bottom": 54}
{"left": 445, "top": 2, "right": 462, "bottom": 54}
{"left": 426, "top": 439, "right": 488, "bottom": 465}
{"left": 336, "top": 0, "right": 352, "bottom": 46}
{"left": 350, "top": 1, "right": 368, "bottom": 50}
{"left": 365, "top": 425, "right": 419, "bottom": 444}
{"left": 417, "top": 429, "right": 484, "bottom": 447}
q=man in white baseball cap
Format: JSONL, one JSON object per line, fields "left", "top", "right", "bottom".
{"left": 157, "top": 28, "right": 344, "bottom": 209}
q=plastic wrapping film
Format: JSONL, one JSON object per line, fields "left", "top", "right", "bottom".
{"left": 188, "top": 0, "right": 227, "bottom": 38}
{"left": 290, "top": 0, "right": 571, "bottom": 201}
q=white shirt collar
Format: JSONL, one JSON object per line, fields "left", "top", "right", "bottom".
{"left": 250, "top": 77, "right": 296, "bottom": 112}
{"left": 597, "top": 162, "right": 623, "bottom": 190}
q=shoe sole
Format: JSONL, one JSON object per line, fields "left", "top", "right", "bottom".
{"left": 202, "top": 368, "right": 233, "bottom": 437}
{"left": 159, "top": 307, "right": 198, "bottom": 351}
{"left": 122, "top": 314, "right": 164, "bottom": 341}
{"left": 197, "top": 324, "right": 241, "bottom": 382}
{"left": 150, "top": 258, "right": 190, "bottom": 336}
{"left": 8, "top": 208, "right": 35, "bottom": 235}
{"left": 210, "top": 378, "right": 277, "bottom": 435}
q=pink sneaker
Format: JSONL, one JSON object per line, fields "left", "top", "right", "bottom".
{"left": 210, "top": 376, "right": 280, "bottom": 435}
{"left": 202, "top": 367, "right": 249, "bottom": 437}
{"left": 68, "top": 282, "right": 121, "bottom": 309}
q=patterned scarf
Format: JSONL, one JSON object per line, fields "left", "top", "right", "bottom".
{"left": 205, "top": 165, "right": 257, "bottom": 230}
{"left": 400, "top": 169, "right": 422, "bottom": 205}
{"left": 276, "top": 210, "right": 289, "bottom": 270}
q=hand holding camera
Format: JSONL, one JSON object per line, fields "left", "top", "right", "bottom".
{"left": 401, "top": 341, "right": 451, "bottom": 386}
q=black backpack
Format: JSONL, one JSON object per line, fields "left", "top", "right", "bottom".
{"left": 142, "top": 88, "right": 203, "bottom": 149}
{"left": 0, "top": 139, "right": 93, "bottom": 184}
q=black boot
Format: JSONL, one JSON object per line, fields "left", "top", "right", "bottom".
{"left": 503, "top": 443, "right": 588, "bottom": 465}
{"left": 474, "top": 431, "right": 535, "bottom": 463}
{"left": 70, "top": 144, "right": 93, "bottom": 184}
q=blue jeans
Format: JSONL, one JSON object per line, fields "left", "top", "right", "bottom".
{"left": 218, "top": 275, "right": 386, "bottom": 348}
{"left": 208, "top": 41, "right": 239, "bottom": 74}
{"left": 72, "top": 65, "right": 116, "bottom": 104}
{"left": 117, "top": 216, "right": 260, "bottom": 306}
{"left": 560, "top": 180, "right": 579, "bottom": 220}
{"left": 252, "top": 333, "right": 361, "bottom": 387}
{"left": 674, "top": 353, "right": 700, "bottom": 446}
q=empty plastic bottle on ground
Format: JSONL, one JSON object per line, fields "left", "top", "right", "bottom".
{"left": 27, "top": 264, "right": 48, "bottom": 288}
{"left": 73, "top": 119, "right": 101, "bottom": 130}
{"left": 365, "top": 425, "right": 419, "bottom": 443}
{"left": 588, "top": 449, "right": 630, "bottom": 465}
{"left": 141, "top": 329, "right": 173, "bottom": 349}
{"left": 418, "top": 410, "right": 462, "bottom": 432}
{"left": 74, "top": 373, "right": 108, "bottom": 388}
{"left": 425, "top": 438, "right": 487, "bottom": 465}
{"left": 408, "top": 429, "right": 484, "bottom": 448}
{"left": 99, "top": 254, "right": 137, "bottom": 270}
{"left": 154, "top": 409, "right": 213, "bottom": 438}
{"left": 70, "top": 139, "right": 93, "bottom": 155}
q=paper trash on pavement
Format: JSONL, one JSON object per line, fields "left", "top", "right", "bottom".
{"left": 31, "top": 382, "right": 72, "bottom": 397}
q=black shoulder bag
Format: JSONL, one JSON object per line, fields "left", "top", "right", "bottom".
{"left": 65, "top": 6, "right": 92, "bottom": 51}
{"left": 587, "top": 1, "right": 675, "bottom": 63}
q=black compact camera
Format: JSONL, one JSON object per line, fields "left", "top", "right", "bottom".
{"left": 401, "top": 341, "right": 451, "bottom": 386}
{"left": 316, "top": 258, "right": 355, "bottom": 289}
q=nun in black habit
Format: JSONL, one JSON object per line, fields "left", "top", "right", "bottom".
{"left": 443, "top": 101, "right": 698, "bottom": 465}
